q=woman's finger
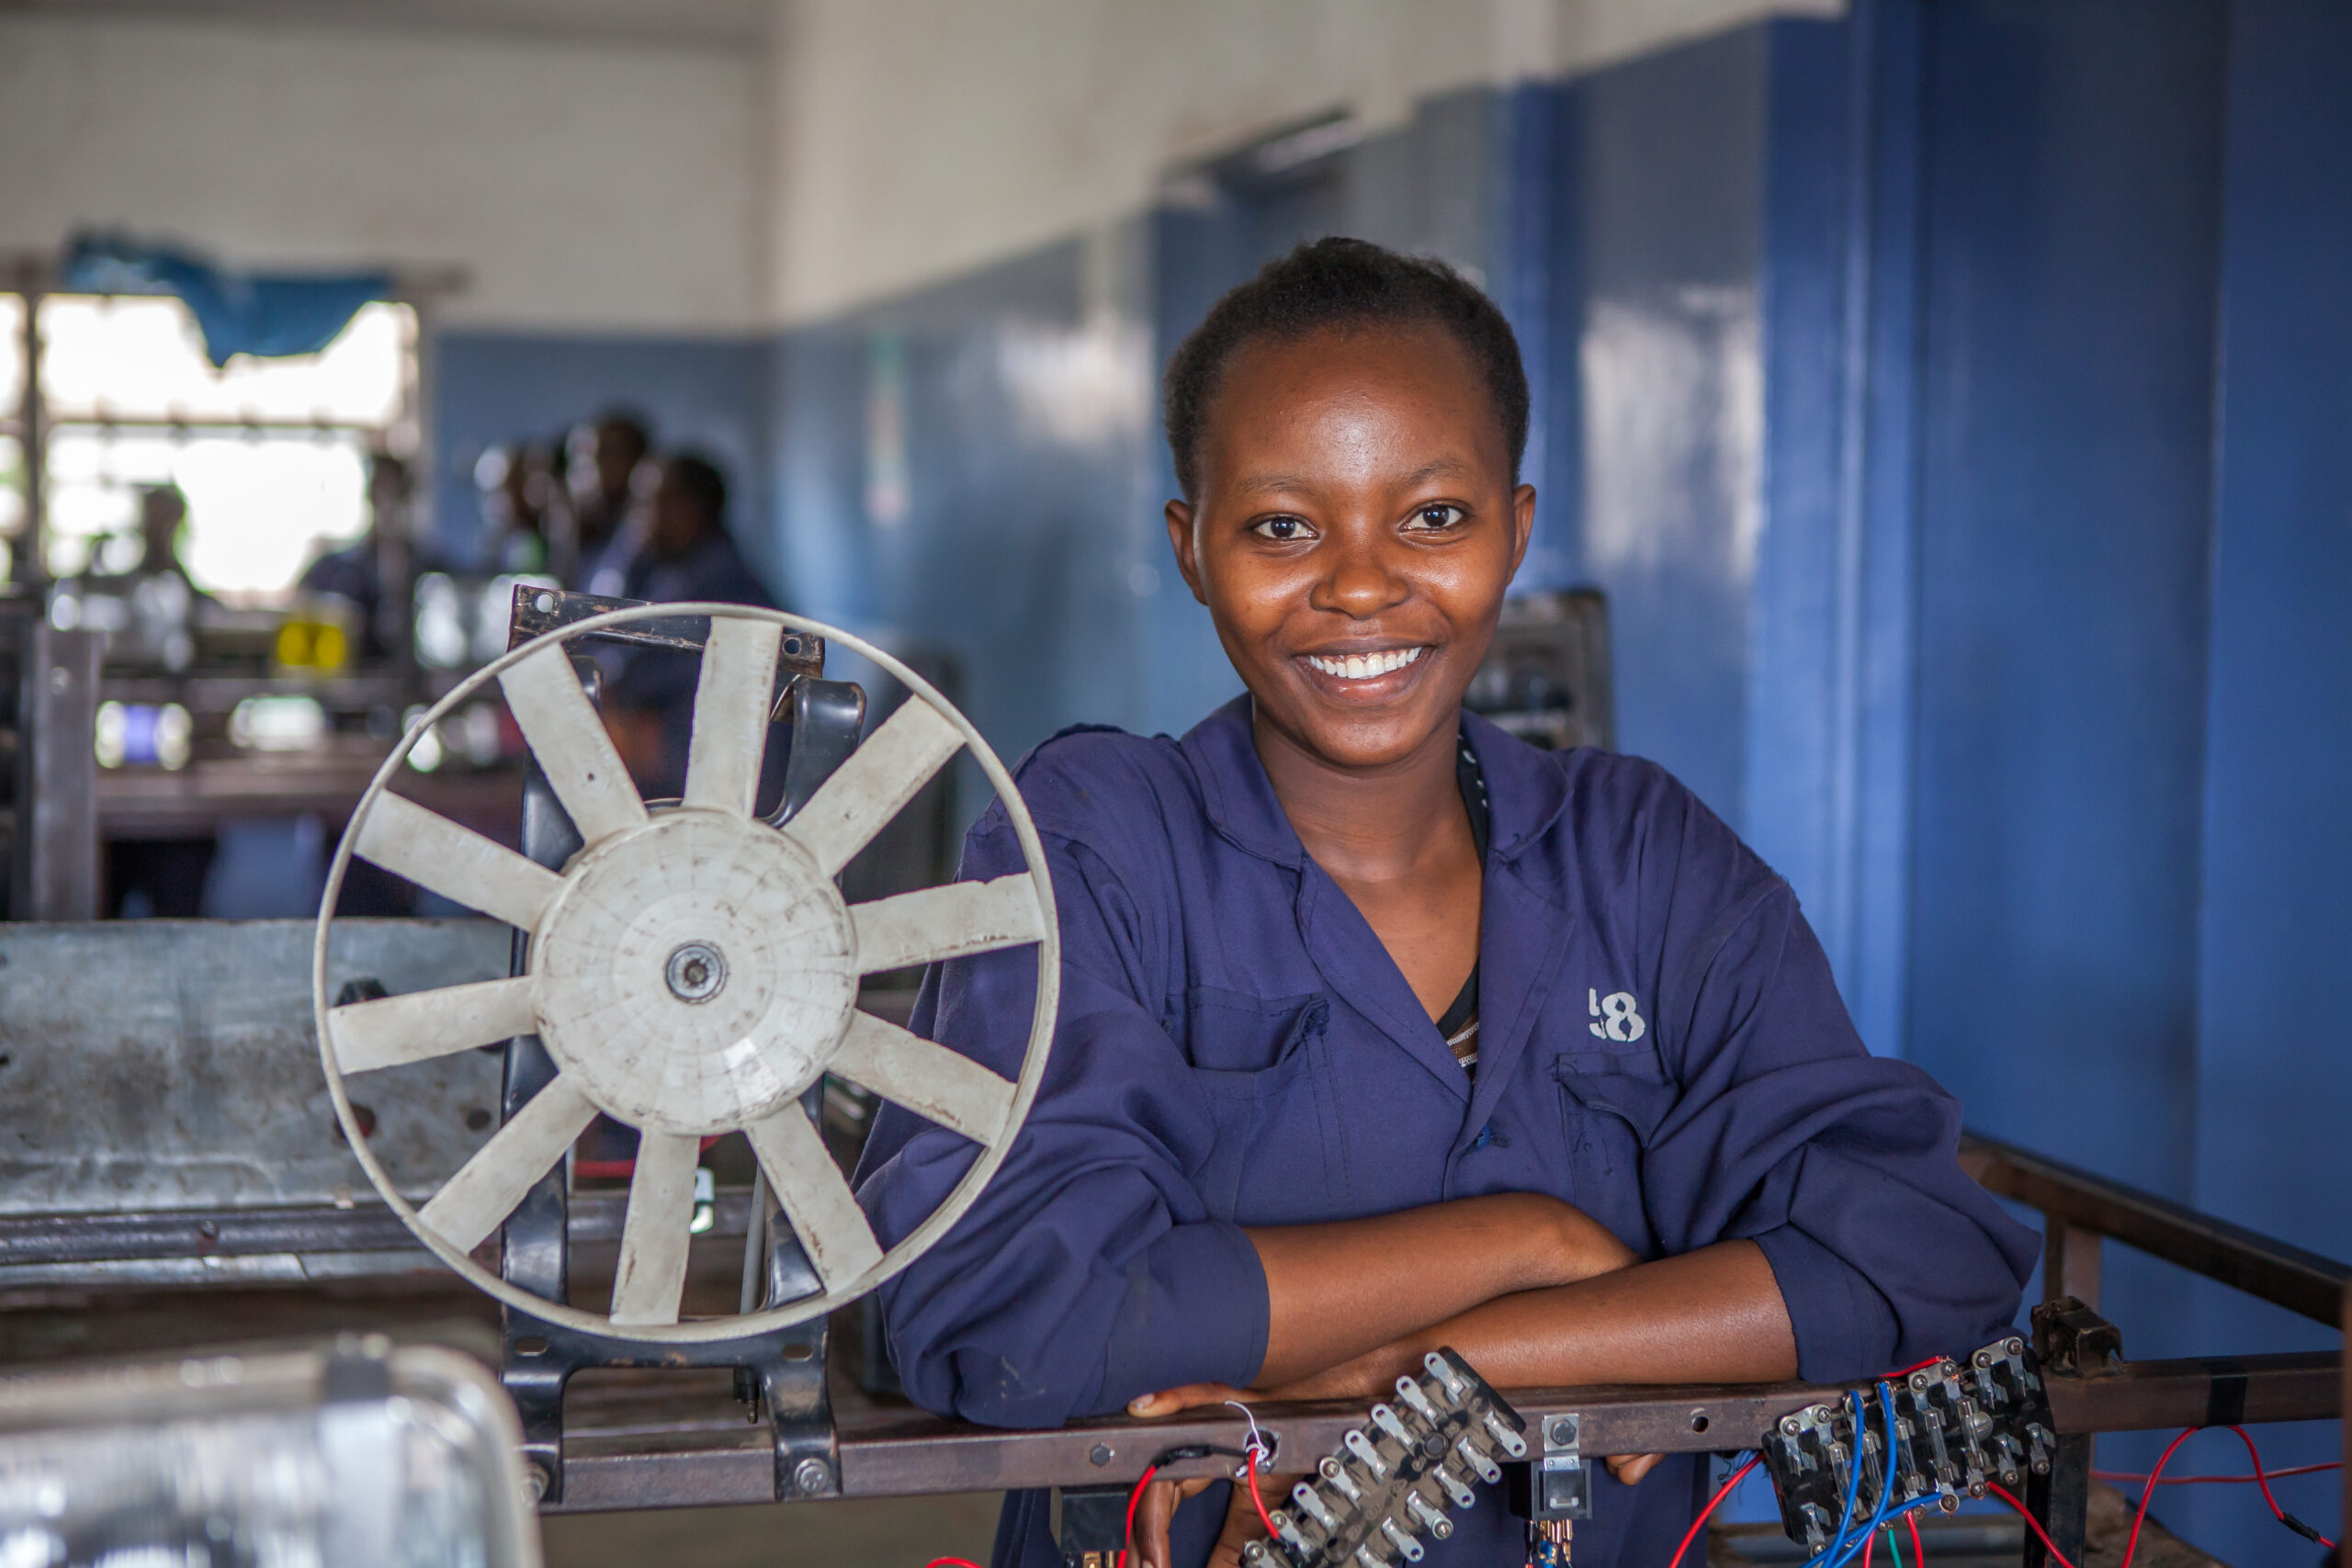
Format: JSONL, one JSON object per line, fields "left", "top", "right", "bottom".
{"left": 1135, "top": 1476, "right": 1225, "bottom": 1568}
{"left": 1134, "top": 1478, "right": 1182, "bottom": 1568}
{"left": 1207, "top": 1470, "right": 1289, "bottom": 1568}
{"left": 1605, "top": 1451, "right": 1667, "bottom": 1485}
{"left": 1127, "top": 1381, "right": 1245, "bottom": 1417}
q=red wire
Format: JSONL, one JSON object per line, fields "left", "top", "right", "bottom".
{"left": 922, "top": 1561, "right": 987, "bottom": 1568}
{"left": 1244, "top": 1449, "right": 1280, "bottom": 1541}
{"left": 1905, "top": 1510, "right": 1924, "bottom": 1565}
{"left": 1666, "top": 1455, "right": 1759, "bottom": 1568}
{"left": 2119, "top": 1427, "right": 2197, "bottom": 1568}
{"left": 2218, "top": 1426, "right": 2337, "bottom": 1550}
{"left": 1119, "top": 1462, "right": 1159, "bottom": 1568}
{"left": 2095, "top": 1460, "right": 2341, "bottom": 1484}
{"left": 1984, "top": 1481, "right": 2080, "bottom": 1568}
{"left": 1861, "top": 1528, "right": 1874, "bottom": 1566}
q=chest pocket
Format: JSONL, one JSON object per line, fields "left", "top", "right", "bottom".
{"left": 1553, "top": 1047, "right": 1679, "bottom": 1258}
{"left": 1171, "top": 988, "right": 1340, "bottom": 1224}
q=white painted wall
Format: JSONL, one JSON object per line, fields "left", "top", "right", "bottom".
{"left": 0, "top": 0, "right": 1836, "bottom": 332}
{"left": 765, "top": 0, "right": 1840, "bottom": 322}
{"left": 0, "top": 12, "right": 767, "bottom": 331}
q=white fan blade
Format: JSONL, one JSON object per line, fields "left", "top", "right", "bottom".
{"left": 418, "top": 1076, "right": 597, "bottom": 1254}
{"left": 609, "top": 1131, "right": 700, "bottom": 1327}
{"left": 830, "top": 1011, "right": 1016, "bottom": 1146}
{"left": 354, "top": 793, "right": 565, "bottom": 931}
{"left": 499, "top": 643, "right": 649, "bottom": 846}
{"left": 852, "top": 874, "right": 1046, "bottom": 975}
{"left": 684, "top": 618, "right": 785, "bottom": 816}
{"left": 782, "top": 699, "right": 963, "bottom": 877}
{"left": 742, "top": 1108, "right": 884, "bottom": 1292}
{"left": 328, "top": 976, "right": 537, "bottom": 1073}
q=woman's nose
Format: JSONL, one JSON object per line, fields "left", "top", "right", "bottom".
{"left": 1312, "top": 531, "right": 1409, "bottom": 617}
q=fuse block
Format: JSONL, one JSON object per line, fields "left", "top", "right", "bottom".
{"left": 1241, "top": 1348, "right": 1528, "bottom": 1568}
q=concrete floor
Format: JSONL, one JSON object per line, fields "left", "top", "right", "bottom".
{"left": 540, "top": 1493, "right": 1002, "bottom": 1568}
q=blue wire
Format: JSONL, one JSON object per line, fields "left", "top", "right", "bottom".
{"left": 1800, "top": 1392, "right": 1870, "bottom": 1568}
{"left": 1822, "top": 1383, "right": 1904, "bottom": 1568}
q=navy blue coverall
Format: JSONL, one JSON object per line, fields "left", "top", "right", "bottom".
{"left": 855, "top": 697, "right": 2036, "bottom": 1567}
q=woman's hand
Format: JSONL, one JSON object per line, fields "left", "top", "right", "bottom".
{"left": 1130, "top": 1465, "right": 1298, "bottom": 1568}
{"left": 1126, "top": 1337, "right": 1412, "bottom": 1422}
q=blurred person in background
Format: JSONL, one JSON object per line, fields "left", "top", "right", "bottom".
{"left": 299, "top": 451, "right": 413, "bottom": 665}
{"left": 475, "top": 441, "right": 559, "bottom": 576}
{"left": 567, "top": 409, "right": 651, "bottom": 593}
{"left": 134, "top": 482, "right": 195, "bottom": 582}
{"left": 601, "top": 451, "right": 778, "bottom": 800}
{"left": 103, "top": 485, "right": 211, "bottom": 916}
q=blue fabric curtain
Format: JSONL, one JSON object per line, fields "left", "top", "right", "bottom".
{"left": 61, "top": 233, "right": 392, "bottom": 367}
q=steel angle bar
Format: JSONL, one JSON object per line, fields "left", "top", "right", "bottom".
{"left": 541, "top": 1353, "right": 2343, "bottom": 1515}
{"left": 1962, "top": 1132, "right": 2352, "bottom": 1325}
{"left": 0, "top": 1206, "right": 417, "bottom": 1265}
{"left": 2041, "top": 1351, "right": 2342, "bottom": 1433}
{"left": 503, "top": 585, "right": 824, "bottom": 682}
{"left": 0, "top": 1190, "right": 761, "bottom": 1269}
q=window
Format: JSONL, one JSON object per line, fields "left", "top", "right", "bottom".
{"left": 3, "top": 292, "right": 417, "bottom": 598}
{"left": 0, "top": 294, "right": 24, "bottom": 577}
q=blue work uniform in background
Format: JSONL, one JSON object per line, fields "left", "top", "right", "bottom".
{"left": 602, "top": 528, "right": 775, "bottom": 799}
{"left": 855, "top": 697, "right": 2037, "bottom": 1568}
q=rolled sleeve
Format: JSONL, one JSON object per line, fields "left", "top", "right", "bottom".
{"left": 1751, "top": 1224, "right": 1898, "bottom": 1383}
{"left": 1101, "top": 1217, "right": 1269, "bottom": 1405}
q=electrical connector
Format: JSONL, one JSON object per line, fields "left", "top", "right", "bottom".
{"left": 1240, "top": 1348, "right": 1527, "bottom": 1568}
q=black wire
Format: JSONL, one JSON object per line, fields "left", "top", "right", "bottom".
{"left": 1149, "top": 1443, "right": 1253, "bottom": 1467}
{"left": 2278, "top": 1511, "right": 2328, "bottom": 1546}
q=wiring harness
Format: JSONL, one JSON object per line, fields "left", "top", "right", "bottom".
{"left": 1759, "top": 1336, "right": 2054, "bottom": 1566}
{"left": 1239, "top": 1348, "right": 1529, "bottom": 1567}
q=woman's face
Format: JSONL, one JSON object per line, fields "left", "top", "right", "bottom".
{"left": 1166, "top": 321, "right": 1534, "bottom": 773}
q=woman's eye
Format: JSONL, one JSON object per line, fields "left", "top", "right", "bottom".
{"left": 1407, "top": 504, "right": 1466, "bottom": 532}
{"left": 1251, "top": 515, "right": 1311, "bottom": 542}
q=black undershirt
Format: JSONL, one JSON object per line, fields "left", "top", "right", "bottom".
{"left": 1434, "top": 732, "right": 1488, "bottom": 1072}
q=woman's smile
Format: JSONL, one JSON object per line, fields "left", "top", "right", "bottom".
{"left": 1295, "top": 642, "right": 1431, "bottom": 695}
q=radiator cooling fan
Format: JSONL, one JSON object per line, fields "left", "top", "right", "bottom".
{"left": 309, "top": 603, "right": 1058, "bottom": 1342}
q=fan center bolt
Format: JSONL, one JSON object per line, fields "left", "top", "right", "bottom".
{"left": 664, "top": 942, "right": 729, "bottom": 1003}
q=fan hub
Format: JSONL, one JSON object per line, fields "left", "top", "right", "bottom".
{"left": 664, "top": 942, "right": 728, "bottom": 1003}
{"left": 529, "top": 810, "right": 855, "bottom": 1134}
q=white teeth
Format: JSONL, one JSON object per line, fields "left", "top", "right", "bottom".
{"left": 1306, "top": 647, "right": 1427, "bottom": 681}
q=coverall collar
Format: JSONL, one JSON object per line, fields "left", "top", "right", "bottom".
{"left": 1176, "top": 697, "right": 1578, "bottom": 1114}
{"left": 1176, "top": 696, "right": 1573, "bottom": 869}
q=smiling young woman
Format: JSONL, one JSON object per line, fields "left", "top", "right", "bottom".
{"left": 854, "top": 240, "right": 2035, "bottom": 1568}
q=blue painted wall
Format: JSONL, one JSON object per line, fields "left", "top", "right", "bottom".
{"left": 767, "top": 239, "right": 1156, "bottom": 797}
{"left": 2177, "top": 0, "right": 2352, "bottom": 1550}
{"left": 1538, "top": 29, "right": 1770, "bottom": 834}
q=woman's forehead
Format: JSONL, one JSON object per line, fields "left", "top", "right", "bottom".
{"left": 1201, "top": 325, "right": 1510, "bottom": 491}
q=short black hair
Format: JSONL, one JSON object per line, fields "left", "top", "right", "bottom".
{"left": 594, "top": 410, "right": 653, "bottom": 462}
{"left": 1161, "top": 237, "right": 1529, "bottom": 500}
{"left": 662, "top": 452, "right": 728, "bottom": 522}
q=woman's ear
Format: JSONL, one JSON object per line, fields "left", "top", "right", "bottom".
{"left": 1509, "top": 484, "right": 1537, "bottom": 581}
{"left": 1165, "top": 499, "right": 1210, "bottom": 606}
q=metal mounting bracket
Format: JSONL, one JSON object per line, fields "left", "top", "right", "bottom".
{"left": 491, "top": 596, "right": 863, "bottom": 1506}
{"left": 2023, "top": 1296, "right": 2118, "bottom": 1568}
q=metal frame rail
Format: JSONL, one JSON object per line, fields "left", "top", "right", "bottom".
{"left": 1958, "top": 1131, "right": 2348, "bottom": 1565}
{"left": 541, "top": 1129, "right": 2345, "bottom": 1568}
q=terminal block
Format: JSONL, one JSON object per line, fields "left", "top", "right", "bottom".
{"left": 1760, "top": 1335, "right": 2057, "bottom": 1555}
{"left": 1241, "top": 1348, "right": 1527, "bottom": 1568}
